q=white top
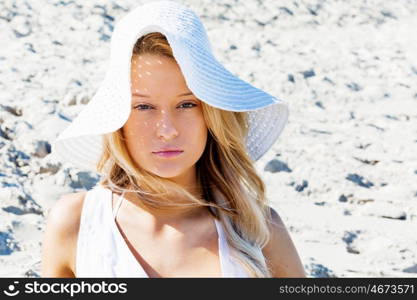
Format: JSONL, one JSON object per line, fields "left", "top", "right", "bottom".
{"left": 75, "top": 185, "right": 250, "bottom": 277}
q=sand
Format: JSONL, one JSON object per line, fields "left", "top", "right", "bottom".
{"left": 0, "top": 0, "right": 416, "bottom": 277}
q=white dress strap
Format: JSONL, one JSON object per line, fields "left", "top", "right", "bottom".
{"left": 112, "top": 190, "right": 126, "bottom": 219}
{"left": 76, "top": 186, "right": 117, "bottom": 277}
{"left": 214, "top": 217, "right": 250, "bottom": 277}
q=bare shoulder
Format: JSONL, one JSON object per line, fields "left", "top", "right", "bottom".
{"left": 41, "top": 191, "right": 87, "bottom": 277}
{"left": 45, "top": 191, "right": 87, "bottom": 236}
{"left": 262, "top": 206, "right": 306, "bottom": 278}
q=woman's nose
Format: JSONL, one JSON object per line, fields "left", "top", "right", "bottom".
{"left": 156, "top": 110, "right": 179, "bottom": 140}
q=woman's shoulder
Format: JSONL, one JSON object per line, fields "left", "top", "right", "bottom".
{"left": 45, "top": 191, "right": 88, "bottom": 248}
{"left": 45, "top": 186, "right": 110, "bottom": 242}
{"left": 262, "top": 206, "right": 306, "bottom": 278}
{"left": 46, "top": 191, "right": 87, "bottom": 229}
{"left": 41, "top": 191, "right": 88, "bottom": 277}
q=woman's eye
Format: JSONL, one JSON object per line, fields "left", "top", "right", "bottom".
{"left": 134, "top": 104, "right": 152, "bottom": 110}
{"left": 179, "top": 102, "right": 197, "bottom": 109}
{"left": 133, "top": 102, "right": 196, "bottom": 111}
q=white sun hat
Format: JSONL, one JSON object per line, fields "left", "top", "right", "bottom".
{"left": 51, "top": 0, "right": 289, "bottom": 173}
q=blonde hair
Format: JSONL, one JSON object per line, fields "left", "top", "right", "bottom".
{"left": 96, "top": 32, "right": 274, "bottom": 277}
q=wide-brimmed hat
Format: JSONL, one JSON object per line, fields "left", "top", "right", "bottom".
{"left": 51, "top": 0, "right": 289, "bottom": 173}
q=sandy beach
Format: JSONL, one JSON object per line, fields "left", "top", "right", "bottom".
{"left": 0, "top": 0, "right": 416, "bottom": 277}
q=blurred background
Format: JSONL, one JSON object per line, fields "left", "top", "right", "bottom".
{"left": 0, "top": 0, "right": 416, "bottom": 277}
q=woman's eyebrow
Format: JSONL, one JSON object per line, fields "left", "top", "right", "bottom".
{"left": 132, "top": 92, "right": 194, "bottom": 97}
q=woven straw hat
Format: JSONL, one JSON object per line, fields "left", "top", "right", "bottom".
{"left": 51, "top": 0, "right": 289, "bottom": 173}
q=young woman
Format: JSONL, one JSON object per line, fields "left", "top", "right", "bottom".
{"left": 41, "top": 1, "right": 305, "bottom": 278}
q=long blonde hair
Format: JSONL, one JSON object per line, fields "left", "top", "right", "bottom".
{"left": 96, "top": 32, "right": 274, "bottom": 277}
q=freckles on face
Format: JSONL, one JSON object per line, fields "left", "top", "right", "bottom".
{"left": 122, "top": 53, "right": 208, "bottom": 178}
{"left": 123, "top": 118, "right": 152, "bottom": 150}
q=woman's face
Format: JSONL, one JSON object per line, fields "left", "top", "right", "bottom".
{"left": 123, "top": 53, "right": 208, "bottom": 181}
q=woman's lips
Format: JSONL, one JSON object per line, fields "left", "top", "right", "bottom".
{"left": 152, "top": 150, "right": 184, "bottom": 158}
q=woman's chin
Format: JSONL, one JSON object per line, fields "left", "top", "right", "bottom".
{"left": 150, "top": 168, "right": 188, "bottom": 179}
